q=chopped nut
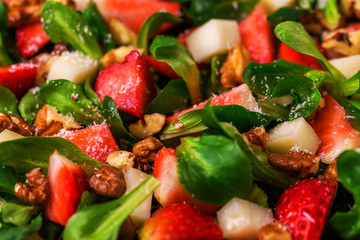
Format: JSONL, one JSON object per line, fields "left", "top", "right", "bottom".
{"left": 267, "top": 151, "right": 320, "bottom": 178}
{"left": 132, "top": 136, "right": 163, "bottom": 171}
{"left": 0, "top": 113, "right": 35, "bottom": 136}
{"left": 2, "top": 0, "right": 45, "bottom": 27}
{"left": 128, "top": 113, "right": 166, "bottom": 139}
{"left": 102, "top": 46, "right": 143, "bottom": 68}
{"left": 89, "top": 166, "right": 126, "bottom": 198}
{"left": 119, "top": 217, "right": 137, "bottom": 240}
{"left": 324, "top": 159, "right": 339, "bottom": 181}
{"left": 35, "top": 104, "right": 80, "bottom": 136}
{"left": 14, "top": 168, "right": 49, "bottom": 206}
{"left": 107, "top": 150, "right": 136, "bottom": 169}
{"left": 242, "top": 126, "right": 269, "bottom": 152}
{"left": 108, "top": 18, "right": 137, "bottom": 47}
{"left": 322, "top": 27, "right": 360, "bottom": 57}
{"left": 220, "top": 43, "right": 251, "bottom": 88}
{"left": 258, "top": 222, "right": 291, "bottom": 240}
{"left": 341, "top": 0, "right": 360, "bottom": 19}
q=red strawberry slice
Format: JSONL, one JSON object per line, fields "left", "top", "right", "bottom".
{"left": 310, "top": 93, "right": 360, "bottom": 164}
{"left": 45, "top": 151, "right": 89, "bottom": 226}
{"left": 153, "top": 147, "right": 221, "bottom": 216}
{"left": 94, "top": 0, "right": 181, "bottom": 33}
{"left": 16, "top": 21, "right": 50, "bottom": 59}
{"left": 166, "top": 84, "right": 260, "bottom": 123}
{"left": 147, "top": 55, "right": 179, "bottom": 79}
{"left": 95, "top": 50, "right": 156, "bottom": 118}
{"left": 139, "top": 203, "right": 223, "bottom": 240}
{"left": 57, "top": 124, "right": 119, "bottom": 163}
{"left": 275, "top": 178, "right": 337, "bottom": 240}
{"left": 239, "top": 4, "right": 275, "bottom": 63}
{"left": 0, "top": 63, "right": 38, "bottom": 98}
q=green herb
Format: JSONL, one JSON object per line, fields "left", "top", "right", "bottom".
{"left": 177, "top": 134, "right": 254, "bottom": 205}
{"left": 0, "top": 86, "right": 19, "bottom": 116}
{"left": 204, "top": 55, "right": 227, "bottom": 98}
{"left": 0, "top": 215, "right": 42, "bottom": 240}
{"left": 39, "top": 80, "right": 104, "bottom": 126}
{"left": 0, "top": 1, "right": 6, "bottom": 29}
{"left": 0, "top": 165, "right": 18, "bottom": 195}
{"left": 330, "top": 150, "right": 360, "bottom": 239}
{"left": 146, "top": 80, "right": 189, "bottom": 115}
{"left": 267, "top": 7, "right": 307, "bottom": 26}
{"left": 41, "top": 1, "right": 103, "bottom": 60}
{"left": 63, "top": 176, "right": 160, "bottom": 240}
{"left": 323, "top": 0, "right": 340, "bottom": 27}
{"left": 1, "top": 203, "right": 41, "bottom": 226}
{"left": 137, "top": 12, "right": 182, "bottom": 55}
{"left": 82, "top": 77, "right": 103, "bottom": 109}
{"left": 298, "top": 0, "right": 315, "bottom": 11}
{"left": 150, "top": 36, "right": 202, "bottom": 104}
{"left": 0, "top": 137, "right": 105, "bottom": 178}
{"left": 18, "top": 90, "right": 45, "bottom": 125}
{"left": 257, "top": 99, "right": 290, "bottom": 122}
{"left": 274, "top": 21, "right": 346, "bottom": 82}
{"left": 336, "top": 71, "right": 360, "bottom": 96}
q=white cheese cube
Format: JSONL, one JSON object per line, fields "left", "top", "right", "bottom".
{"left": 186, "top": 19, "right": 240, "bottom": 63}
{"left": 267, "top": 117, "right": 320, "bottom": 154}
{"left": 329, "top": 54, "right": 360, "bottom": 79}
{"left": 217, "top": 198, "right": 274, "bottom": 240}
{"left": 47, "top": 51, "right": 98, "bottom": 84}
{"left": 0, "top": 129, "right": 23, "bottom": 143}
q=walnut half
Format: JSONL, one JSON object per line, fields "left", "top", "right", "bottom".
{"left": 0, "top": 113, "right": 35, "bottom": 136}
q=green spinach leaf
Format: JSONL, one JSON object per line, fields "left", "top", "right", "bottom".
{"left": 63, "top": 176, "right": 159, "bottom": 240}
{"left": 18, "top": 90, "right": 45, "bottom": 125}
{"left": 39, "top": 80, "right": 104, "bottom": 126}
{"left": 0, "top": 215, "right": 42, "bottom": 240}
{"left": 150, "top": 36, "right": 202, "bottom": 104}
{"left": 41, "top": 1, "right": 103, "bottom": 60}
{"left": 82, "top": 77, "right": 103, "bottom": 109}
{"left": 336, "top": 71, "right": 360, "bottom": 96}
{"left": 323, "top": 0, "right": 340, "bottom": 28}
{"left": 137, "top": 12, "right": 182, "bottom": 55}
{"left": 0, "top": 165, "right": 18, "bottom": 195}
{"left": 267, "top": 7, "right": 307, "bottom": 26}
{"left": 1, "top": 203, "right": 41, "bottom": 226}
{"left": 258, "top": 99, "right": 290, "bottom": 122}
{"left": 0, "top": 86, "right": 19, "bottom": 115}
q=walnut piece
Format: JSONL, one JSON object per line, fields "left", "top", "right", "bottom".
{"left": 341, "top": 0, "right": 360, "bottom": 19}
{"left": 268, "top": 151, "right": 320, "bottom": 178}
{"left": 128, "top": 113, "right": 166, "bottom": 139}
{"left": 14, "top": 168, "right": 49, "bottom": 206}
{"left": 242, "top": 126, "right": 269, "bottom": 152}
{"left": 220, "top": 43, "right": 251, "bottom": 88}
{"left": 132, "top": 136, "right": 163, "bottom": 171}
{"left": 89, "top": 166, "right": 126, "bottom": 198}
{"left": 108, "top": 19, "right": 137, "bottom": 47}
{"left": 119, "top": 217, "right": 137, "bottom": 240}
{"left": 324, "top": 159, "right": 339, "bottom": 181}
{"left": 258, "top": 222, "right": 291, "bottom": 240}
{"left": 102, "top": 46, "right": 143, "bottom": 68}
{"left": 35, "top": 104, "right": 80, "bottom": 136}
{"left": 0, "top": 113, "right": 35, "bottom": 136}
{"left": 2, "top": 0, "right": 45, "bottom": 27}
{"left": 322, "top": 28, "right": 360, "bottom": 57}
{"left": 107, "top": 150, "right": 136, "bottom": 169}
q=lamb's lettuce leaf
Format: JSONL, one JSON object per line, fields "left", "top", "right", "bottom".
{"left": 0, "top": 86, "right": 19, "bottom": 116}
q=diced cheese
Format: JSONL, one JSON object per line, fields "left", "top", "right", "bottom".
{"left": 329, "top": 54, "right": 360, "bottom": 79}
{"left": 0, "top": 129, "right": 23, "bottom": 143}
{"left": 267, "top": 117, "right": 320, "bottom": 154}
{"left": 186, "top": 19, "right": 240, "bottom": 63}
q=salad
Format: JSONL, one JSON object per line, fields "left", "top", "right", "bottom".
{"left": 1, "top": 0, "right": 360, "bottom": 239}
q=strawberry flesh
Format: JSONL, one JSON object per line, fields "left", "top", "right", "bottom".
{"left": 275, "top": 178, "right": 337, "bottom": 240}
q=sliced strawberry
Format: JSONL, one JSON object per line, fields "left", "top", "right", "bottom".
{"left": 45, "top": 151, "right": 89, "bottom": 226}
{"left": 275, "top": 178, "right": 337, "bottom": 240}
{"left": 0, "top": 63, "right": 38, "bottom": 98}
{"left": 57, "top": 124, "right": 119, "bottom": 163}
{"left": 310, "top": 93, "right": 360, "bottom": 164}
{"left": 16, "top": 21, "right": 50, "bottom": 59}
{"left": 94, "top": 0, "right": 181, "bottom": 33}
{"left": 139, "top": 203, "right": 223, "bottom": 240}
{"left": 166, "top": 84, "right": 260, "bottom": 123}
{"left": 153, "top": 147, "right": 221, "bottom": 216}
{"left": 239, "top": 4, "right": 275, "bottom": 63}
{"left": 147, "top": 55, "right": 179, "bottom": 79}
{"left": 95, "top": 50, "right": 156, "bottom": 118}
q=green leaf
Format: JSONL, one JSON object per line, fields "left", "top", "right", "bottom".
{"left": 189, "top": 0, "right": 259, "bottom": 25}
{"left": 0, "top": 137, "right": 105, "bottom": 178}
{"left": 82, "top": 77, "right": 103, "bottom": 109}
{"left": 177, "top": 135, "right": 253, "bottom": 205}
{"left": 39, "top": 80, "right": 104, "bottom": 126}
{"left": 0, "top": 215, "right": 42, "bottom": 240}
{"left": 150, "top": 36, "right": 202, "bottom": 104}
{"left": 0, "top": 1, "right": 6, "bottom": 29}
{"left": 0, "top": 86, "right": 19, "bottom": 116}
{"left": 274, "top": 21, "right": 346, "bottom": 82}
{"left": 0, "top": 165, "right": 18, "bottom": 195}
{"left": 267, "top": 7, "right": 307, "bottom": 26}
{"left": 336, "top": 71, "right": 360, "bottom": 96}
{"left": 63, "top": 176, "right": 160, "bottom": 240}
{"left": 102, "top": 96, "right": 137, "bottom": 142}
{"left": 323, "top": 0, "right": 340, "bottom": 27}
{"left": 82, "top": 2, "right": 115, "bottom": 52}
{"left": 137, "top": 12, "right": 182, "bottom": 55}
{"left": 257, "top": 99, "right": 290, "bottom": 122}
{"left": 41, "top": 1, "right": 103, "bottom": 60}
{"left": 146, "top": 80, "right": 189, "bottom": 115}
{"left": 18, "top": 90, "right": 45, "bottom": 125}
{"left": 204, "top": 55, "right": 227, "bottom": 98}
{"left": 1, "top": 203, "right": 40, "bottom": 226}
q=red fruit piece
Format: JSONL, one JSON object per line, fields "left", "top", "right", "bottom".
{"left": 166, "top": 84, "right": 260, "bottom": 123}
{"left": 57, "top": 124, "right": 119, "bottom": 163}
{"left": 94, "top": 0, "right": 181, "bottom": 33}
{"left": 139, "top": 203, "right": 223, "bottom": 240}
{"left": 16, "top": 21, "right": 50, "bottom": 59}
{"left": 153, "top": 147, "right": 221, "bottom": 216}
{"left": 0, "top": 63, "right": 38, "bottom": 98}
{"left": 147, "top": 55, "right": 179, "bottom": 79}
{"left": 95, "top": 50, "right": 156, "bottom": 118}
{"left": 45, "top": 151, "right": 89, "bottom": 226}
{"left": 239, "top": 4, "right": 275, "bottom": 63}
{"left": 310, "top": 93, "right": 360, "bottom": 164}
{"left": 275, "top": 178, "right": 337, "bottom": 240}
